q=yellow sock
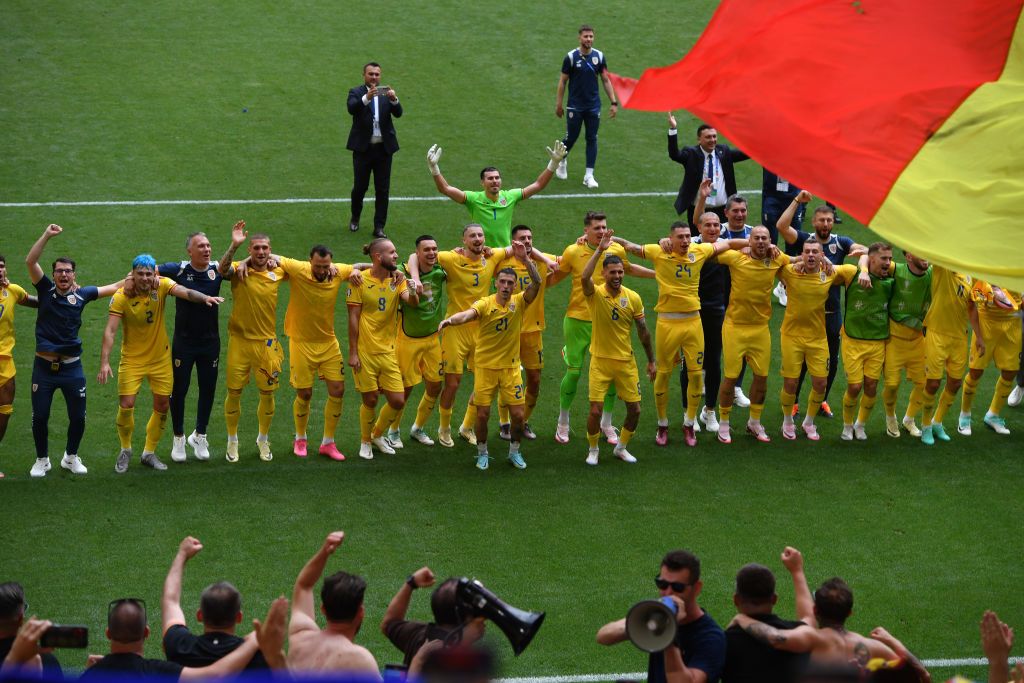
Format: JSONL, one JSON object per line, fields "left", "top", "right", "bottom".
{"left": 324, "top": 395, "right": 343, "bottom": 441}
{"left": 359, "top": 404, "right": 376, "bottom": 442}
{"left": 749, "top": 403, "right": 764, "bottom": 422}
{"left": 144, "top": 409, "right": 168, "bottom": 452}
{"left": 524, "top": 389, "right": 538, "bottom": 422}
{"left": 686, "top": 371, "right": 702, "bottom": 422}
{"left": 806, "top": 388, "right": 825, "bottom": 420}
{"left": 934, "top": 388, "right": 956, "bottom": 422}
{"left": 116, "top": 406, "right": 135, "bottom": 449}
{"left": 719, "top": 404, "right": 732, "bottom": 423}
{"left": 779, "top": 390, "right": 796, "bottom": 419}
{"left": 619, "top": 427, "right": 634, "bottom": 448}
{"left": 461, "top": 401, "right": 476, "bottom": 430}
{"left": 587, "top": 432, "right": 600, "bottom": 449}
{"left": 654, "top": 372, "right": 670, "bottom": 421}
{"left": 389, "top": 406, "right": 406, "bottom": 432}
{"left": 842, "top": 392, "right": 859, "bottom": 424}
{"left": 293, "top": 396, "right": 311, "bottom": 437}
{"left": 961, "top": 374, "right": 980, "bottom": 414}
{"left": 415, "top": 393, "right": 438, "bottom": 429}
{"left": 257, "top": 392, "right": 275, "bottom": 436}
{"left": 921, "top": 388, "right": 938, "bottom": 426}
{"left": 989, "top": 376, "right": 1015, "bottom": 415}
{"left": 857, "top": 393, "right": 878, "bottom": 424}
{"left": 224, "top": 391, "right": 241, "bottom": 437}
{"left": 882, "top": 384, "right": 899, "bottom": 416}
{"left": 373, "top": 404, "right": 402, "bottom": 439}
{"left": 439, "top": 406, "right": 452, "bottom": 431}
{"left": 497, "top": 404, "right": 510, "bottom": 424}
{"left": 906, "top": 384, "right": 925, "bottom": 420}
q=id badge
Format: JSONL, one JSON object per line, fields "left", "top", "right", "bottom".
{"left": 776, "top": 178, "right": 790, "bottom": 192}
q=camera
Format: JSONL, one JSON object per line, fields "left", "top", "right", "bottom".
{"left": 39, "top": 625, "right": 88, "bottom": 649}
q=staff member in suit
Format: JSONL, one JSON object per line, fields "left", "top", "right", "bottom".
{"left": 666, "top": 112, "right": 749, "bottom": 227}
{"left": 347, "top": 62, "right": 403, "bottom": 238}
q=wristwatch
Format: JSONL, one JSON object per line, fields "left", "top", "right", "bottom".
{"left": 406, "top": 575, "right": 418, "bottom": 590}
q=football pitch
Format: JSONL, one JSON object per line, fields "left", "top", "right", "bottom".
{"left": 1, "top": 2, "right": 1021, "bottom": 679}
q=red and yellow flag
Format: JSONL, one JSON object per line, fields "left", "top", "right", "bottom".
{"left": 611, "top": 0, "right": 1024, "bottom": 290}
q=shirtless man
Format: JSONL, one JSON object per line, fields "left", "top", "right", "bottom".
{"left": 287, "top": 531, "right": 380, "bottom": 678}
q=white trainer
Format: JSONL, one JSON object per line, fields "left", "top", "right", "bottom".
{"left": 1009, "top": 384, "right": 1024, "bottom": 407}
{"left": 458, "top": 426, "right": 477, "bottom": 446}
{"left": 60, "top": 453, "right": 88, "bottom": 475}
{"left": 256, "top": 440, "right": 273, "bottom": 462}
{"left": 171, "top": 436, "right": 187, "bottom": 462}
{"left": 30, "top": 457, "right": 51, "bottom": 478}
{"left": 853, "top": 423, "right": 868, "bottom": 441}
{"left": 372, "top": 435, "right": 396, "bottom": 455}
{"left": 386, "top": 429, "right": 405, "bottom": 449}
{"left": 437, "top": 428, "right": 454, "bottom": 448}
{"left": 410, "top": 427, "right": 435, "bottom": 446}
{"left": 358, "top": 442, "right": 374, "bottom": 460}
{"left": 187, "top": 431, "right": 210, "bottom": 460}
{"left": 734, "top": 387, "right": 751, "bottom": 408}
{"left": 585, "top": 449, "right": 599, "bottom": 466}
{"left": 583, "top": 175, "right": 599, "bottom": 189}
{"left": 614, "top": 447, "right": 637, "bottom": 463}
{"left": 901, "top": 417, "right": 922, "bottom": 437}
{"left": 773, "top": 282, "right": 788, "bottom": 306}
{"left": 555, "top": 422, "right": 570, "bottom": 444}
{"left": 555, "top": 158, "right": 568, "bottom": 180}
{"left": 700, "top": 407, "right": 720, "bottom": 432}
{"left": 840, "top": 425, "right": 854, "bottom": 441}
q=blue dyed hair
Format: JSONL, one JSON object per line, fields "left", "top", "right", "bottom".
{"left": 132, "top": 254, "right": 157, "bottom": 271}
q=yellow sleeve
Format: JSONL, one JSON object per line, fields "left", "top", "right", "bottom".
{"left": 558, "top": 245, "right": 575, "bottom": 273}
{"left": 836, "top": 264, "right": 859, "bottom": 285}
{"left": 437, "top": 251, "right": 457, "bottom": 272}
{"left": 347, "top": 282, "right": 363, "bottom": 306}
{"left": 109, "top": 289, "right": 127, "bottom": 316}
{"left": 471, "top": 297, "right": 489, "bottom": 318}
{"left": 159, "top": 277, "right": 175, "bottom": 298}
{"left": 717, "top": 250, "right": 739, "bottom": 267}
{"left": 630, "top": 290, "right": 645, "bottom": 319}
{"left": 396, "top": 278, "right": 408, "bottom": 296}
{"left": 10, "top": 284, "right": 27, "bottom": 303}
{"left": 335, "top": 263, "right": 354, "bottom": 281}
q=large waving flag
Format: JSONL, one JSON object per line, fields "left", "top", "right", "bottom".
{"left": 610, "top": 0, "right": 1024, "bottom": 290}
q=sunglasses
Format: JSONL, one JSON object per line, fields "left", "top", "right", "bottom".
{"left": 655, "top": 577, "right": 692, "bottom": 593}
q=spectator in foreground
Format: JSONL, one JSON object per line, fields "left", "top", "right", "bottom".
{"left": 0, "top": 583, "right": 62, "bottom": 679}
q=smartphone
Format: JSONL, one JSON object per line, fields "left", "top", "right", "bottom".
{"left": 377, "top": 85, "right": 390, "bottom": 96}
{"left": 39, "top": 625, "right": 88, "bottom": 649}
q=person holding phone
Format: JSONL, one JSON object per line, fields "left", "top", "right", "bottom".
{"left": 0, "top": 582, "right": 64, "bottom": 678}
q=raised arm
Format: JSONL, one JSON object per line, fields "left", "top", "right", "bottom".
{"left": 667, "top": 112, "right": 687, "bottom": 163}
{"left": 514, "top": 241, "right": 543, "bottom": 305}
{"left": 25, "top": 224, "right": 63, "bottom": 284}
{"left": 426, "top": 145, "right": 467, "bottom": 203}
{"left": 162, "top": 536, "right": 204, "bottom": 636}
{"left": 380, "top": 567, "right": 436, "bottom": 635}
{"left": 778, "top": 191, "right": 811, "bottom": 245}
{"left": 980, "top": 610, "right": 1014, "bottom": 683}
{"left": 290, "top": 531, "right": 346, "bottom": 637}
{"left": 580, "top": 232, "right": 612, "bottom": 297}
{"left": 252, "top": 596, "right": 289, "bottom": 670}
{"left": 781, "top": 547, "right": 815, "bottom": 625}
{"left": 218, "top": 221, "right": 247, "bottom": 276}
{"left": 694, "top": 178, "right": 710, "bottom": 221}
{"left": 611, "top": 235, "right": 646, "bottom": 259}
{"left": 97, "top": 313, "right": 121, "bottom": 384}
{"left": 522, "top": 140, "right": 567, "bottom": 199}
{"left": 869, "top": 627, "right": 931, "bottom": 683}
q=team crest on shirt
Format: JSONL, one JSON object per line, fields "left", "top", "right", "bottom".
{"left": 150, "top": 291, "right": 158, "bottom": 301}
{"left": 819, "top": 271, "right": 827, "bottom": 282}
{"left": 389, "top": 280, "right": 397, "bottom": 292}
{"left": 591, "top": 56, "right": 599, "bottom": 65}
{"left": 619, "top": 296, "right": 628, "bottom": 307}
{"left": 67, "top": 294, "right": 77, "bottom": 305}
{"left": 763, "top": 258, "right": 771, "bottom": 267}
{"left": 32, "top": 384, "right": 38, "bottom": 392}
{"left": 688, "top": 253, "right": 696, "bottom": 263}
{"left": 267, "top": 272, "right": 277, "bottom": 281}
{"left": 509, "top": 302, "right": 516, "bottom": 312}
{"left": 499, "top": 197, "right": 507, "bottom": 207}
{"left": 174, "top": 359, "right": 181, "bottom": 367}
{"left": 208, "top": 270, "right": 216, "bottom": 280}
{"left": 828, "top": 243, "right": 838, "bottom": 254}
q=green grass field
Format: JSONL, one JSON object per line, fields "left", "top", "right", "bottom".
{"left": 1, "top": 1, "right": 1021, "bottom": 680}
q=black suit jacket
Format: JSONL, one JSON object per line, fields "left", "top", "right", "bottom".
{"left": 346, "top": 85, "right": 403, "bottom": 154}
{"left": 667, "top": 134, "right": 748, "bottom": 215}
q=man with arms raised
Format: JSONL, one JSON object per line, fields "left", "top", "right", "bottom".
{"left": 218, "top": 221, "right": 288, "bottom": 463}
{"left": 99, "top": 254, "right": 223, "bottom": 472}
{"left": 426, "top": 141, "right": 566, "bottom": 247}
{"left": 0, "top": 254, "right": 38, "bottom": 475}
{"left": 438, "top": 240, "right": 540, "bottom": 470}
{"left": 348, "top": 238, "right": 419, "bottom": 460}
{"left": 579, "top": 231, "right": 655, "bottom": 465}
{"left": 26, "top": 225, "right": 122, "bottom": 477}
{"left": 288, "top": 531, "right": 380, "bottom": 677}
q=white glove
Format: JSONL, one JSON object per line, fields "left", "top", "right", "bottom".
{"left": 427, "top": 144, "right": 443, "bottom": 176}
{"left": 546, "top": 140, "right": 567, "bottom": 172}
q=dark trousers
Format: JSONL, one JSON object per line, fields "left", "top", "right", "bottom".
{"left": 795, "top": 312, "right": 842, "bottom": 402}
{"left": 563, "top": 109, "right": 600, "bottom": 168}
{"left": 679, "top": 310, "right": 745, "bottom": 410}
{"left": 686, "top": 204, "right": 727, "bottom": 229}
{"left": 350, "top": 144, "right": 393, "bottom": 230}
{"left": 170, "top": 340, "right": 220, "bottom": 435}
{"left": 31, "top": 356, "right": 87, "bottom": 459}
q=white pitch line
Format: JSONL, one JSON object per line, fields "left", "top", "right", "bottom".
{"left": 0, "top": 190, "right": 762, "bottom": 209}
{"left": 497, "top": 657, "right": 1023, "bottom": 683}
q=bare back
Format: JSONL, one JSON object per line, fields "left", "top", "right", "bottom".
{"left": 287, "top": 630, "right": 381, "bottom": 679}
{"left": 811, "top": 627, "right": 897, "bottom": 666}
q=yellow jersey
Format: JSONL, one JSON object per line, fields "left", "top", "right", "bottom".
{"left": 586, "top": 283, "right": 645, "bottom": 360}
{"left": 923, "top": 265, "right": 973, "bottom": 337}
{"left": 108, "top": 277, "right": 175, "bottom": 363}
{"left": 779, "top": 264, "right": 858, "bottom": 338}
{"left": 0, "top": 283, "right": 28, "bottom": 357}
{"left": 227, "top": 263, "right": 287, "bottom": 340}
{"left": 281, "top": 257, "right": 352, "bottom": 342}
{"left": 641, "top": 242, "right": 716, "bottom": 313}
{"left": 718, "top": 251, "right": 790, "bottom": 326}
{"left": 971, "top": 280, "right": 1022, "bottom": 322}
{"left": 347, "top": 273, "right": 407, "bottom": 355}
{"left": 495, "top": 252, "right": 554, "bottom": 332}
{"left": 558, "top": 241, "right": 632, "bottom": 321}
{"left": 437, "top": 250, "right": 501, "bottom": 315}
{"left": 471, "top": 292, "right": 528, "bottom": 369}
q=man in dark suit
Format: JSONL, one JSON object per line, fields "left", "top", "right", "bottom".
{"left": 347, "top": 62, "right": 403, "bottom": 238}
{"left": 667, "top": 113, "right": 749, "bottom": 227}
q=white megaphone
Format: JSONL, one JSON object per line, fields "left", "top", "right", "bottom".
{"left": 625, "top": 597, "right": 678, "bottom": 653}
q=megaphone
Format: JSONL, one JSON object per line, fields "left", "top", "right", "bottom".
{"left": 456, "top": 577, "right": 546, "bottom": 656}
{"left": 625, "top": 598, "right": 678, "bottom": 653}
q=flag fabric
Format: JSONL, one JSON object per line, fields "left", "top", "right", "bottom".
{"left": 610, "top": 0, "right": 1024, "bottom": 290}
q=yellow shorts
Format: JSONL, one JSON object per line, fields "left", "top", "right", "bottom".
{"left": 781, "top": 333, "right": 829, "bottom": 378}
{"left": 226, "top": 336, "right": 285, "bottom": 392}
{"left": 289, "top": 339, "right": 344, "bottom": 388}
{"left": 884, "top": 332, "right": 925, "bottom": 385}
{"left": 722, "top": 321, "right": 771, "bottom": 377}
{"left": 118, "top": 356, "right": 173, "bottom": 396}
{"left": 0, "top": 356, "right": 14, "bottom": 387}
{"left": 656, "top": 316, "right": 703, "bottom": 372}
{"left": 472, "top": 367, "right": 524, "bottom": 407}
{"left": 396, "top": 329, "right": 442, "bottom": 386}
{"left": 840, "top": 331, "right": 886, "bottom": 384}
{"left": 441, "top": 321, "right": 477, "bottom": 375}
{"left": 353, "top": 351, "right": 404, "bottom": 394}
{"left": 970, "top": 315, "right": 1022, "bottom": 371}
{"left": 520, "top": 331, "right": 544, "bottom": 370}
{"left": 589, "top": 357, "right": 641, "bottom": 403}
{"left": 925, "top": 330, "right": 968, "bottom": 380}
